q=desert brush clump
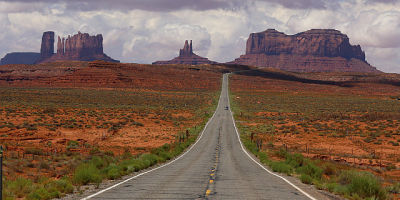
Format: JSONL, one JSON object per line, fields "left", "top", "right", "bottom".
{"left": 337, "top": 171, "right": 387, "bottom": 200}
{"left": 240, "top": 131, "right": 390, "bottom": 199}
{"left": 231, "top": 91, "right": 393, "bottom": 200}
{"left": 270, "top": 162, "right": 292, "bottom": 175}
{"left": 73, "top": 163, "right": 102, "bottom": 186}
{"left": 2, "top": 115, "right": 213, "bottom": 200}
{"left": 0, "top": 62, "right": 222, "bottom": 199}
{"left": 230, "top": 73, "right": 400, "bottom": 200}
{"left": 3, "top": 176, "right": 74, "bottom": 200}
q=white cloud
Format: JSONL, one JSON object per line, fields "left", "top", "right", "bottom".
{"left": 365, "top": 47, "right": 400, "bottom": 73}
{"left": 0, "top": 0, "right": 400, "bottom": 72}
{"left": 127, "top": 22, "right": 212, "bottom": 63}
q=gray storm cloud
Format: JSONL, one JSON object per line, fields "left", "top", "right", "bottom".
{"left": 0, "top": 0, "right": 399, "bottom": 72}
{"left": 0, "top": 0, "right": 238, "bottom": 12}
{"left": 0, "top": 0, "right": 346, "bottom": 11}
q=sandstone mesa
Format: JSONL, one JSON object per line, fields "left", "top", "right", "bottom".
{"left": 230, "top": 29, "right": 379, "bottom": 73}
{"left": 37, "top": 31, "right": 119, "bottom": 63}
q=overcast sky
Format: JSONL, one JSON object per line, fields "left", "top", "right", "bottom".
{"left": 0, "top": 0, "right": 399, "bottom": 72}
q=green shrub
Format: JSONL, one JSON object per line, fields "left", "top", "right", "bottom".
{"left": 326, "top": 182, "right": 339, "bottom": 193}
{"left": 45, "top": 178, "right": 74, "bottom": 194}
{"left": 387, "top": 182, "right": 400, "bottom": 194}
{"left": 155, "top": 151, "right": 172, "bottom": 162}
{"left": 300, "top": 174, "right": 313, "bottom": 184}
{"left": 258, "top": 152, "right": 269, "bottom": 164}
{"left": 139, "top": 154, "right": 159, "bottom": 167}
{"left": 296, "top": 162, "right": 323, "bottom": 180}
{"left": 322, "top": 163, "right": 337, "bottom": 176}
{"left": 90, "top": 156, "right": 107, "bottom": 169}
{"left": 72, "top": 164, "right": 102, "bottom": 185}
{"left": 104, "top": 164, "right": 121, "bottom": 180}
{"left": 339, "top": 171, "right": 387, "bottom": 200}
{"left": 286, "top": 153, "right": 305, "bottom": 168}
{"left": 27, "top": 188, "right": 52, "bottom": 200}
{"left": 242, "top": 136, "right": 258, "bottom": 154}
{"left": 129, "top": 159, "right": 147, "bottom": 171}
{"left": 276, "top": 149, "right": 288, "bottom": 159}
{"left": 348, "top": 173, "right": 387, "bottom": 199}
{"left": 151, "top": 143, "right": 171, "bottom": 154}
{"left": 326, "top": 182, "right": 348, "bottom": 194}
{"left": 7, "top": 177, "right": 34, "bottom": 198}
{"left": 270, "top": 162, "right": 292, "bottom": 175}
{"left": 150, "top": 143, "right": 173, "bottom": 161}
{"left": 118, "top": 159, "right": 137, "bottom": 174}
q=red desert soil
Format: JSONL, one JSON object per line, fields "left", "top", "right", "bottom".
{"left": 0, "top": 61, "right": 224, "bottom": 180}
{"left": 231, "top": 70, "right": 400, "bottom": 182}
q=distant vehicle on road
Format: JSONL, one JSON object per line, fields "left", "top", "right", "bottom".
{"left": 225, "top": 106, "right": 229, "bottom": 110}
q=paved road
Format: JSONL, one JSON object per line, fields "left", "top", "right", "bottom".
{"left": 85, "top": 74, "right": 315, "bottom": 200}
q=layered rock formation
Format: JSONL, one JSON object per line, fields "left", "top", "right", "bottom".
{"left": 37, "top": 31, "right": 119, "bottom": 63}
{"left": 0, "top": 52, "right": 40, "bottom": 65}
{"left": 230, "top": 29, "right": 380, "bottom": 72}
{"left": 40, "top": 31, "right": 55, "bottom": 59}
{"left": 153, "top": 40, "right": 217, "bottom": 65}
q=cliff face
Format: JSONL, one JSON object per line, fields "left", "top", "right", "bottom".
{"left": 231, "top": 29, "right": 379, "bottom": 72}
{"left": 153, "top": 40, "right": 217, "bottom": 65}
{"left": 57, "top": 32, "right": 103, "bottom": 58}
{"left": 37, "top": 31, "right": 118, "bottom": 63}
{"left": 40, "top": 31, "right": 55, "bottom": 59}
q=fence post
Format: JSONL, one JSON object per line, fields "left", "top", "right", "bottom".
{"left": 0, "top": 146, "right": 3, "bottom": 200}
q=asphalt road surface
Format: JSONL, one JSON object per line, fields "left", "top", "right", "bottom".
{"left": 84, "top": 74, "right": 318, "bottom": 200}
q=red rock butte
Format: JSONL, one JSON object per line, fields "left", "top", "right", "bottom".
{"left": 36, "top": 31, "right": 119, "bottom": 64}
{"left": 229, "top": 29, "right": 380, "bottom": 73}
{"left": 153, "top": 40, "right": 217, "bottom": 65}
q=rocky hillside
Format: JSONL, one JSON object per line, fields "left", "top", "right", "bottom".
{"left": 37, "top": 31, "right": 119, "bottom": 63}
{"left": 153, "top": 40, "right": 217, "bottom": 65}
{"left": 230, "top": 29, "right": 380, "bottom": 73}
{"left": 0, "top": 52, "right": 40, "bottom": 65}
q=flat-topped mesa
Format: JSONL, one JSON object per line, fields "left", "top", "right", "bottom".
{"left": 37, "top": 31, "right": 119, "bottom": 64}
{"left": 57, "top": 32, "right": 104, "bottom": 58}
{"left": 231, "top": 29, "right": 379, "bottom": 72}
{"left": 153, "top": 40, "right": 217, "bottom": 65}
{"left": 0, "top": 52, "right": 40, "bottom": 65}
{"left": 246, "top": 29, "right": 365, "bottom": 60}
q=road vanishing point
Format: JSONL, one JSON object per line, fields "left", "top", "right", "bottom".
{"left": 82, "top": 74, "right": 323, "bottom": 200}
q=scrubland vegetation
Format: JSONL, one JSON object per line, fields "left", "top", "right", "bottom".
{"left": 0, "top": 84, "right": 219, "bottom": 199}
{"left": 230, "top": 73, "right": 400, "bottom": 200}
